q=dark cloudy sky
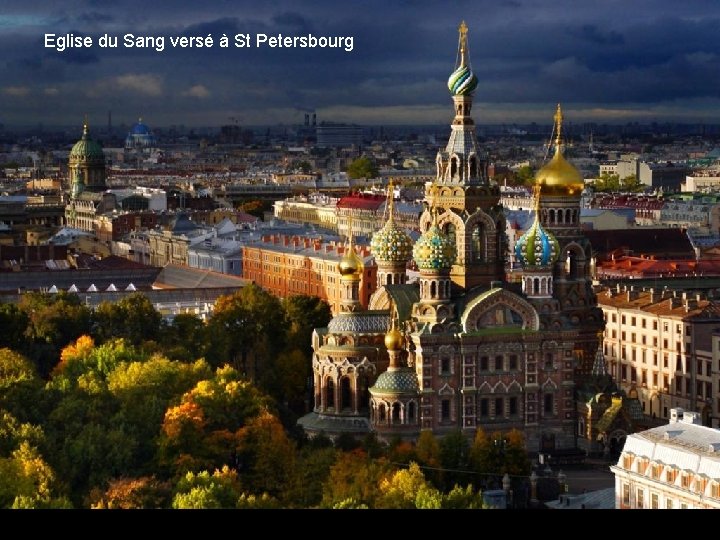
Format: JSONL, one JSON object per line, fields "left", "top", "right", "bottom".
{"left": 2, "top": 0, "right": 720, "bottom": 127}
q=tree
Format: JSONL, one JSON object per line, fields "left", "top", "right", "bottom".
{"left": 205, "top": 285, "right": 285, "bottom": 379}
{"left": 321, "top": 449, "right": 388, "bottom": 508}
{"left": 92, "top": 293, "right": 163, "bottom": 347}
{"left": 90, "top": 476, "right": 171, "bottom": 509}
{"left": 158, "top": 365, "right": 272, "bottom": 474}
{"left": 161, "top": 314, "right": 206, "bottom": 362}
{"left": 20, "top": 291, "right": 92, "bottom": 376}
{"left": 376, "top": 462, "right": 441, "bottom": 509}
{"left": 0, "top": 442, "right": 71, "bottom": 509}
{"left": 415, "top": 430, "right": 442, "bottom": 487}
{"left": 346, "top": 156, "right": 378, "bottom": 179}
{"left": 235, "top": 410, "right": 297, "bottom": 500}
{"left": 439, "top": 429, "right": 470, "bottom": 490}
{"left": 282, "top": 295, "right": 332, "bottom": 356}
{"left": 0, "top": 303, "right": 29, "bottom": 351}
{"left": 172, "top": 466, "right": 242, "bottom": 509}
{"left": 515, "top": 165, "right": 535, "bottom": 186}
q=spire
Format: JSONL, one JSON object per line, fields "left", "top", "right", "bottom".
{"left": 591, "top": 331, "right": 609, "bottom": 378}
{"left": 457, "top": 20, "right": 470, "bottom": 69}
{"left": 386, "top": 180, "right": 395, "bottom": 223}
{"left": 83, "top": 114, "right": 89, "bottom": 138}
{"left": 553, "top": 103, "right": 563, "bottom": 153}
{"left": 532, "top": 181, "right": 542, "bottom": 214}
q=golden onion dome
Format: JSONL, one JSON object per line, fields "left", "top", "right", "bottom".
{"left": 384, "top": 327, "right": 403, "bottom": 351}
{"left": 535, "top": 146, "right": 584, "bottom": 197}
{"left": 338, "top": 247, "right": 363, "bottom": 277}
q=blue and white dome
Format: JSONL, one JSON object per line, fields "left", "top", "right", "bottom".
{"left": 125, "top": 118, "right": 157, "bottom": 149}
{"left": 515, "top": 214, "right": 560, "bottom": 268}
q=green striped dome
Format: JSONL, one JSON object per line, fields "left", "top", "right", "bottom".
{"left": 448, "top": 65, "right": 478, "bottom": 96}
{"left": 70, "top": 124, "right": 105, "bottom": 162}
{"left": 515, "top": 215, "right": 559, "bottom": 267}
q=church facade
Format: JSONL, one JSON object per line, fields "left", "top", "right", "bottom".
{"left": 298, "top": 23, "right": 605, "bottom": 452}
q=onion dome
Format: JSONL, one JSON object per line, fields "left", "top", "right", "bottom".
{"left": 448, "top": 65, "right": 478, "bottom": 96}
{"left": 338, "top": 246, "right": 363, "bottom": 277}
{"left": 384, "top": 326, "right": 403, "bottom": 351}
{"left": 125, "top": 117, "right": 157, "bottom": 149}
{"left": 70, "top": 122, "right": 105, "bottom": 163}
{"left": 371, "top": 219, "right": 413, "bottom": 265}
{"left": 536, "top": 104, "right": 584, "bottom": 197}
{"left": 413, "top": 222, "right": 456, "bottom": 271}
{"left": 371, "top": 369, "right": 419, "bottom": 394}
{"left": 515, "top": 214, "right": 560, "bottom": 268}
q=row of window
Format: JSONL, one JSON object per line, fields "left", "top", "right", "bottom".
{"left": 608, "top": 313, "right": 689, "bottom": 335}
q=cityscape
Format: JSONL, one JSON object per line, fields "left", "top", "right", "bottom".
{"left": 2, "top": 2, "right": 720, "bottom": 509}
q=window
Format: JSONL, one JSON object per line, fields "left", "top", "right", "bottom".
{"left": 612, "top": 314, "right": 617, "bottom": 323}
{"left": 651, "top": 493, "right": 659, "bottom": 509}
{"left": 495, "top": 355, "right": 503, "bottom": 371}
{"left": 441, "top": 399, "right": 451, "bottom": 421}
{"left": 544, "top": 393, "right": 554, "bottom": 414}
{"left": 480, "top": 356, "right": 488, "bottom": 371}
{"left": 622, "top": 315, "right": 626, "bottom": 324}
{"left": 441, "top": 357, "right": 451, "bottom": 375}
{"left": 480, "top": 398, "right": 489, "bottom": 417}
{"left": 509, "top": 355, "right": 518, "bottom": 370}
{"left": 631, "top": 317, "right": 636, "bottom": 326}
{"left": 666, "top": 469, "right": 677, "bottom": 484}
{"left": 681, "top": 474, "right": 690, "bottom": 489}
{"left": 622, "top": 484, "right": 630, "bottom": 506}
{"left": 642, "top": 319, "right": 647, "bottom": 329}
{"left": 636, "top": 489, "right": 644, "bottom": 509}
{"left": 666, "top": 499, "right": 673, "bottom": 509}
{"left": 712, "top": 483, "right": 720, "bottom": 499}
{"left": 663, "top": 322, "right": 669, "bottom": 332}
{"left": 509, "top": 397, "right": 518, "bottom": 415}
{"left": 495, "top": 398, "right": 504, "bottom": 417}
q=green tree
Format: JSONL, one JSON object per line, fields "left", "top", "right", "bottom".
{"left": 515, "top": 165, "right": 535, "bottom": 186}
{"left": 346, "top": 156, "right": 378, "bottom": 179}
{"left": 0, "top": 303, "right": 29, "bottom": 351}
{"left": 439, "top": 429, "right": 470, "bottom": 490}
{"left": 443, "top": 484, "right": 484, "bottom": 509}
{"left": 92, "top": 293, "right": 163, "bottom": 347}
{"left": 205, "top": 285, "right": 285, "bottom": 379}
{"left": 172, "top": 466, "right": 242, "bottom": 509}
{"left": 621, "top": 173, "right": 644, "bottom": 192}
{"left": 161, "top": 313, "right": 206, "bottom": 362}
{"left": 282, "top": 295, "right": 332, "bottom": 356}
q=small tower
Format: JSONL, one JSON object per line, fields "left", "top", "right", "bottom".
{"left": 412, "top": 205, "right": 456, "bottom": 324}
{"left": 338, "top": 218, "right": 364, "bottom": 313}
{"left": 369, "top": 317, "right": 420, "bottom": 438}
{"left": 370, "top": 181, "right": 413, "bottom": 287}
{"left": 515, "top": 183, "right": 560, "bottom": 299}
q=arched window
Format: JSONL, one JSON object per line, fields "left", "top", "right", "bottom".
{"left": 408, "top": 402, "right": 416, "bottom": 422}
{"left": 392, "top": 402, "right": 401, "bottom": 423}
{"left": 544, "top": 393, "right": 554, "bottom": 414}
{"left": 340, "top": 377, "right": 352, "bottom": 410}
{"left": 451, "top": 157, "right": 458, "bottom": 179}
{"left": 441, "top": 357, "right": 451, "bottom": 374}
{"left": 386, "top": 274, "right": 392, "bottom": 285}
{"left": 565, "top": 209, "right": 572, "bottom": 224}
{"left": 358, "top": 374, "right": 369, "bottom": 410}
{"left": 378, "top": 403, "right": 386, "bottom": 422}
{"left": 469, "top": 156, "right": 478, "bottom": 179}
{"left": 557, "top": 209, "right": 564, "bottom": 224}
{"left": 430, "top": 281, "right": 437, "bottom": 298}
{"left": 549, "top": 209, "right": 555, "bottom": 224}
{"left": 326, "top": 378, "right": 335, "bottom": 409}
{"left": 533, "top": 277, "right": 540, "bottom": 295}
{"left": 471, "top": 224, "right": 483, "bottom": 261}
{"left": 566, "top": 250, "right": 578, "bottom": 278}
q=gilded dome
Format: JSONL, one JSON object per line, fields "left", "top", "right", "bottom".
{"left": 371, "top": 221, "right": 413, "bottom": 264}
{"left": 515, "top": 213, "right": 560, "bottom": 268}
{"left": 447, "top": 65, "right": 478, "bottom": 96}
{"left": 384, "top": 327, "right": 403, "bottom": 351}
{"left": 338, "top": 247, "right": 363, "bottom": 277}
{"left": 413, "top": 223, "right": 456, "bottom": 271}
{"left": 535, "top": 146, "right": 584, "bottom": 197}
{"left": 70, "top": 123, "right": 105, "bottom": 163}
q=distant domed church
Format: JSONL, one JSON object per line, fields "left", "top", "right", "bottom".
{"left": 125, "top": 118, "right": 157, "bottom": 151}
{"left": 298, "top": 22, "right": 606, "bottom": 453}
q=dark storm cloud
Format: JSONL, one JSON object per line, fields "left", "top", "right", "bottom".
{"left": 2, "top": 0, "right": 720, "bottom": 124}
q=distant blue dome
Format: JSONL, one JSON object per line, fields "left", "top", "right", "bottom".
{"left": 125, "top": 117, "right": 157, "bottom": 149}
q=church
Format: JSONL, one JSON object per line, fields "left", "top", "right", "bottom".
{"left": 301, "top": 22, "right": 606, "bottom": 452}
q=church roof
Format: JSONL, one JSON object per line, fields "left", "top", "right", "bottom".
{"left": 385, "top": 284, "right": 420, "bottom": 323}
{"left": 327, "top": 311, "right": 390, "bottom": 334}
{"left": 370, "top": 368, "right": 419, "bottom": 394}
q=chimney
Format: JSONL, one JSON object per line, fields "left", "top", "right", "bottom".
{"left": 669, "top": 407, "right": 684, "bottom": 423}
{"left": 669, "top": 297, "right": 681, "bottom": 309}
{"left": 685, "top": 298, "right": 698, "bottom": 312}
{"left": 682, "top": 411, "right": 701, "bottom": 425}
{"left": 649, "top": 288, "right": 659, "bottom": 303}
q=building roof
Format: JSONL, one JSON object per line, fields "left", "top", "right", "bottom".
{"left": 597, "top": 257, "right": 720, "bottom": 279}
{"left": 546, "top": 488, "right": 615, "bottom": 510}
{"left": 586, "top": 228, "right": 695, "bottom": 260}
{"left": 336, "top": 193, "right": 385, "bottom": 211}
{"left": 597, "top": 287, "right": 720, "bottom": 319}
{"left": 621, "top": 411, "right": 720, "bottom": 479}
{"left": 154, "top": 264, "right": 250, "bottom": 289}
